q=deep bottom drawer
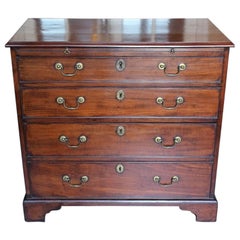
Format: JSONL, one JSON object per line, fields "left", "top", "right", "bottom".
{"left": 28, "top": 162, "right": 212, "bottom": 199}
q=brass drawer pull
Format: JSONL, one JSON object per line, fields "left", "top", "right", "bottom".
{"left": 156, "top": 96, "right": 184, "bottom": 109}
{"left": 153, "top": 175, "right": 179, "bottom": 187}
{"left": 116, "top": 126, "right": 125, "bottom": 136}
{"left": 158, "top": 62, "right": 186, "bottom": 76}
{"left": 154, "top": 136, "right": 182, "bottom": 148}
{"left": 56, "top": 96, "right": 85, "bottom": 110}
{"left": 59, "top": 135, "right": 87, "bottom": 148}
{"left": 54, "top": 62, "right": 84, "bottom": 77}
{"left": 115, "top": 59, "right": 126, "bottom": 72}
{"left": 62, "top": 174, "right": 89, "bottom": 187}
{"left": 116, "top": 89, "right": 125, "bottom": 101}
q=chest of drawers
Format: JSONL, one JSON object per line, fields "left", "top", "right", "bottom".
{"left": 6, "top": 18, "right": 233, "bottom": 222}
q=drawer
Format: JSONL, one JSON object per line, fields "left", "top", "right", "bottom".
{"left": 28, "top": 162, "right": 212, "bottom": 199}
{"left": 26, "top": 123, "right": 216, "bottom": 158}
{"left": 15, "top": 47, "right": 225, "bottom": 57}
{"left": 18, "top": 56, "right": 223, "bottom": 84}
{"left": 22, "top": 87, "right": 219, "bottom": 119}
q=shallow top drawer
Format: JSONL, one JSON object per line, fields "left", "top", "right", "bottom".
{"left": 18, "top": 56, "right": 223, "bottom": 85}
{"left": 15, "top": 47, "right": 225, "bottom": 57}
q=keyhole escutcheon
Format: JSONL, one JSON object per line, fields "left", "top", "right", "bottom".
{"left": 116, "top": 126, "right": 125, "bottom": 136}
{"left": 116, "top": 59, "right": 126, "bottom": 71}
{"left": 115, "top": 163, "right": 125, "bottom": 174}
{"left": 116, "top": 89, "right": 125, "bottom": 101}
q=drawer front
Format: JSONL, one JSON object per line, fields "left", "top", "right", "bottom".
{"left": 15, "top": 47, "right": 225, "bottom": 57}
{"left": 28, "top": 162, "right": 212, "bottom": 199}
{"left": 26, "top": 123, "right": 216, "bottom": 157}
{"left": 22, "top": 87, "right": 219, "bottom": 118}
{"left": 18, "top": 57, "right": 223, "bottom": 84}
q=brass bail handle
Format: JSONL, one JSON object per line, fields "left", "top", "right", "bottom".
{"left": 54, "top": 62, "right": 84, "bottom": 77}
{"left": 158, "top": 62, "right": 186, "bottom": 77}
{"left": 156, "top": 96, "right": 184, "bottom": 110}
{"left": 153, "top": 175, "right": 179, "bottom": 187}
{"left": 59, "top": 135, "right": 87, "bottom": 148}
{"left": 62, "top": 174, "right": 89, "bottom": 188}
{"left": 154, "top": 136, "right": 182, "bottom": 148}
{"left": 56, "top": 96, "right": 85, "bottom": 110}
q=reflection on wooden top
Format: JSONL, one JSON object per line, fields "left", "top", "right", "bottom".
{"left": 6, "top": 18, "right": 233, "bottom": 47}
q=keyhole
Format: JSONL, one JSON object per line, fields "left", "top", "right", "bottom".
{"left": 119, "top": 61, "right": 123, "bottom": 69}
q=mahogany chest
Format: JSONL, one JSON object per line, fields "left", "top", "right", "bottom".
{"left": 6, "top": 18, "right": 233, "bottom": 221}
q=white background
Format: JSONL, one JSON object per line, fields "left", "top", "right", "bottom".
{"left": 0, "top": 0, "right": 239, "bottom": 239}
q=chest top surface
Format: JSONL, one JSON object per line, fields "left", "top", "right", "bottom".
{"left": 6, "top": 18, "right": 233, "bottom": 47}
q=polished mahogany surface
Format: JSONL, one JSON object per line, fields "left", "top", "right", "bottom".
{"left": 6, "top": 18, "right": 233, "bottom": 47}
